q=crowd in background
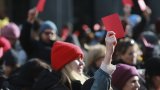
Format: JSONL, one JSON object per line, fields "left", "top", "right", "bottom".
{"left": 1, "top": 0, "right": 160, "bottom": 90}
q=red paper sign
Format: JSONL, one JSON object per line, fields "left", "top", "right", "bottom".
{"left": 36, "top": 0, "right": 46, "bottom": 12}
{"left": 101, "top": 13, "right": 125, "bottom": 39}
{"left": 138, "top": 0, "right": 147, "bottom": 11}
{"left": 122, "top": 0, "right": 133, "bottom": 7}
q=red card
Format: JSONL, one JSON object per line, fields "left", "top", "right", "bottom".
{"left": 101, "top": 13, "right": 125, "bottom": 39}
{"left": 36, "top": 0, "right": 46, "bottom": 12}
{"left": 138, "top": 0, "right": 147, "bottom": 11}
{"left": 122, "top": 0, "right": 133, "bottom": 7}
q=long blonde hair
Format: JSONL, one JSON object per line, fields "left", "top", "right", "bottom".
{"left": 61, "top": 64, "right": 88, "bottom": 85}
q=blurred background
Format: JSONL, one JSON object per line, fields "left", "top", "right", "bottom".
{"left": 0, "top": 0, "right": 160, "bottom": 30}
{"left": 1, "top": 1, "right": 160, "bottom": 90}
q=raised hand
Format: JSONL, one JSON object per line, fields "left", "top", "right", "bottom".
{"left": 104, "top": 31, "right": 117, "bottom": 64}
{"left": 100, "top": 31, "right": 117, "bottom": 75}
{"left": 27, "top": 8, "right": 38, "bottom": 24}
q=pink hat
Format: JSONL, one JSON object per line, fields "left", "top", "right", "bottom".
{"left": 1, "top": 23, "right": 20, "bottom": 39}
{"left": 51, "top": 41, "right": 84, "bottom": 71}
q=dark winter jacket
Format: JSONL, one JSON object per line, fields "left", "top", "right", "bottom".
{"left": 32, "top": 69, "right": 82, "bottom": 90}
{"left": 20, "top": 21, "right": 55, "bottom": 64}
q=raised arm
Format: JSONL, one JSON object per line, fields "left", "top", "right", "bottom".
{"left": 91, "top": 31, "right": 117, "bottom": 90}
{"left": 20, "top": 8, "right": 38, "bottom": 56}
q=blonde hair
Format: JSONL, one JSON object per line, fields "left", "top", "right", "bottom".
{"left": 61, "top": 64, "right": 88, "bottom": 85}
{"left": 85, "top": 44, "right": 106, "bottom": 69}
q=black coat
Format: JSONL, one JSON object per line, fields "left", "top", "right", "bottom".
{"left": 32, "top": 69, "right": 65, "bottom": 90}
{"left": 32, "top": 69, "right": 83, "bottom": 90}
{"left": 20, "top": 21, "right": 55, "bottom": 64}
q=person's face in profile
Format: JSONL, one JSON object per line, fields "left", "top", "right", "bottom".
{"left": 123, "top": 76, "right": 140, "bottom": 90}
{"left": 68, "top": 57, "right": 84, "bottom": 75}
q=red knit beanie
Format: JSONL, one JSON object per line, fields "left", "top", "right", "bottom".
{"left": 112, "top": 64, "right": 139, "bottom": 89}
{"left": 51, "top": 41, "right": 84, "bottom": 71}
{"left": 0, "top": 36, "right": 11, "bottom": 58}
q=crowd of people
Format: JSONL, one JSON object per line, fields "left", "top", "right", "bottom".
{"left": 0, "top": 0, "right": 160, "bottom": 90}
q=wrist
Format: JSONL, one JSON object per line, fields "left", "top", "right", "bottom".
{"left": 104, "top": 53, "right": 112, "bottom": 63}
{"left": 100, "top": 62, "right": 116, "bottom": 75}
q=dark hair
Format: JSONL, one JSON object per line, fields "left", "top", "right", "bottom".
{"left": 19, "top": 58, "right": 51, "bottom": 79}
{"left": 113, "top": 37, "right": 136, "bottom": 60}
{"left": 145, "top": 57, "right": 160, "bottom": 89}
{"left": 10, "top": 58, "right": 51, "bottom": 88}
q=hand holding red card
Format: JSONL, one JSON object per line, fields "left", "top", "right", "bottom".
{"left": 36, "top": 0, "right": 46, "bottom": 12}
{"left": 101, "top": 13, "right": 125, "bottom": 39}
